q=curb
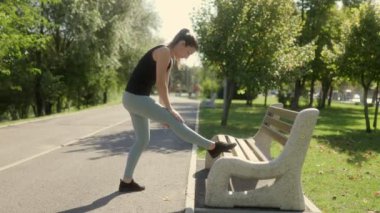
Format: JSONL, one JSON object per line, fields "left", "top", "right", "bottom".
{"left": 185, "top": 144, "right": 198, "bottom": 213}
{"left": 184, "top": 102, "right": 201, "bottom": 213}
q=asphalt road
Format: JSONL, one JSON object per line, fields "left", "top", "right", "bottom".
{"left": 0, "top": 95, "right": 200, "bottom": 213}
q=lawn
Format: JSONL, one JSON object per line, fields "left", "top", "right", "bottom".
{"left": 197, "top": 95, "right": 380, "bottom": 213}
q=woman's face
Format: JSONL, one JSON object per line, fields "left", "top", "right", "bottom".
{"left": 174, "top": 41, "right": 196, "bottom": 59}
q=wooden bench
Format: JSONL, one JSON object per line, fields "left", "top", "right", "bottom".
{"left": 204, "top": 103, "right": 321, "bottom": 212}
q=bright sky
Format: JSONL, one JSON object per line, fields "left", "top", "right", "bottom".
{"left": 149, "top": 0, "right": 203, "bottom": 67}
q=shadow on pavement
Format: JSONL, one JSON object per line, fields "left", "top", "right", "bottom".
{"left": 64, "top": 127, "right": 192, "bottom": 160}
{"left": 57, "top": 191, "right": 121, "bottom": 213}
{"left": 62, "top": 101, "right": 198, "bottom": 159}
{"left": 58, "top": 191, "right": 189, "bottom": 213}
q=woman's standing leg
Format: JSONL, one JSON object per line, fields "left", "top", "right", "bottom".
{"left": 119, "top": 92, "right": 150, "bottom": 192}
{"left": 122, "top": 113, "right": 150, "bottom": 182}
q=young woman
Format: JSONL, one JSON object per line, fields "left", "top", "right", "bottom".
{"left": 119, "top": 28, "right": 236, "bottom": 192}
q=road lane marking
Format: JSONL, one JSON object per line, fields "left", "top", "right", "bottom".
{"left": 0, "top": 119, "right": 128, "bottom": 172}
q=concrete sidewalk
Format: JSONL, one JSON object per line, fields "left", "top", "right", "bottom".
{"left": 0, "top": 97, "right": 200, "bottom": 213}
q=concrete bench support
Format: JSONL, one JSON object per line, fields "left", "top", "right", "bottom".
{"left": 204, "top": 104, "right": 320, "bottom": 212}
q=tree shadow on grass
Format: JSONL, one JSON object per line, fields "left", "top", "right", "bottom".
{"left": 316, "top": 129, "right": 380, "bottom": 166}
{"left": 313, "top": 106, "right": 380, "bottom": 166}
{"left": 317, "top": 107, "right": 364, "bottom": 130}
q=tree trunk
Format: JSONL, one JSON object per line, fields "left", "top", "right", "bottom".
{"left": 363, "top": 87, "right": 371, "bottom": 133}
{"left": 264, "top": 87, "right": 268, "bottom": 107}
{"left": 34, "top": 74, "right": 44, "bottom": 117}
{"left": 245, "top": 90, "right": 253, "bottom": 106}
{"left": 291, "top": 78, "right": 303, "bottom": 110}
{"left": 374, "top": 100, "right": 379, "bottom": 130}
{"left": 308, "top": 77, "right": 316, "bottom": 107}
{"left": 361, "top": 75, "right": 372, "bottom": 133}
{"left": 34, "top": 14, "right": 45, "bottom": 117}
{"left": 103, "top": 89, "right": 108, "bottom": 104}
{"left": 19, "top": 104, "right": 29, "bottom": 119}
{"left": 373, "top": 81, "right": 379, "bottom": 130}
{"left": 76, "top": 88, "right": 81, "bottom": 109}
{"left": 9, "top": 106, "right": 18, "bottom": 120}
{"left": 327, "top": 84, "right": 333, "bottom": 107}
{"left": 56, "top": 97, "right": 62, "bottom": 113}
{"left": 318, "top": 78, "right": 331, "bottom": 109}
{"left": 45, "top": 102, "right": 52, "bottom": 115}
{"left": 221, "top": 78, "right": 235, "bottom": 127}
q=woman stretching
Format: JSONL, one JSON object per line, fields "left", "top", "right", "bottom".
{"left": 119, "top": 28, "right": 236, "bottom": 192}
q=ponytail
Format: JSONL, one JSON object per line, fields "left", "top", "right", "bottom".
{"left": 168, "top": 28, "right": 198, "bottom": 50}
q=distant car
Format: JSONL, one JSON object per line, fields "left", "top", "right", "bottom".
{"left": 352, "top": 94, "right": 361, "bottom": 104}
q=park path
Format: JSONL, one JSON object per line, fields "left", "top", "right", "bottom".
{"left": 0, "top": 95, "right": 200, "bottom": 213}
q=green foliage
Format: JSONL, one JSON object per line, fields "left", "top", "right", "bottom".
{"left": 194, "top": 0, "right": 310, "bottom": 88}
{"left": 200, "top": 67, "right": 219, "bottom": 98}
{"left": 342, "top": 3, "right": 380, "bottom": 83}
{"left": 0, "top": 0, "right": 159, "bottom": 120}
{"left": 0, "top": 0, "right": 51, "bottom": 118}
{"left": 193, "top": 0, "right": 314, "bottom": 124}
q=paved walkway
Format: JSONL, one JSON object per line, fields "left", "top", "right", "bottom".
{"left": 0, "top": 96, "right": 200, "bottom": 213}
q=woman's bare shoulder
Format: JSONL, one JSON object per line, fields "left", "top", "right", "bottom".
{"left": 153, "top": 46, "right": 170, "bottom": 62}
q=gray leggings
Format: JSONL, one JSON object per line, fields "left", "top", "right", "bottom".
{"left": 122, "top": 91, "right": 213, "bottom": 179}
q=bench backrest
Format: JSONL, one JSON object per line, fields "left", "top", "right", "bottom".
{"left": 254, "top": 104, "right": 319, "bottom": 167}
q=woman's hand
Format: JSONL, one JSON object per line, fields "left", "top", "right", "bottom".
{"left": 161, "top": 108, "right": 184, "bottom": 128}
{"left": 168, "top": 108, "right": 184, "bottom": 123}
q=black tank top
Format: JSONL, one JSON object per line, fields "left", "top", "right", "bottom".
{"left": 125, "top": 45, "right": 172, "bottom": 96}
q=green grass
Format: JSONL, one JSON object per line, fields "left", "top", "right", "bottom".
{"left": 198, "top": 95, "right": 380, "bottom": 212}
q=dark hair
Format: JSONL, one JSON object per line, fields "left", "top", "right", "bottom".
{"left": 168, "top": 28, "right": 198, "bottom": 50}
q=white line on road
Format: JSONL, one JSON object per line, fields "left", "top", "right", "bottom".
{"left": 0, "top": 119, "right": 128, "bottom": 173}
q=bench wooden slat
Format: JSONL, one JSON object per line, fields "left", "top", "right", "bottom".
{"left": 216, "top": 134, "right": 226, "bottom": 142}
{"left": 268, "top": 106, "right": 298, "bottom": 121}
{"left": 261, "top": 125, "right": 287, "bottom": 145}
{"left": 214, "top": 135, "right": 235, "bottom": 191}
{"left": 264, "top": 115, "right": 293, "bottom": 134}
{"left": 226, "top": 135, "right": 247, "bottom": 160}
{"left": 236, "top": 138, "right": 260, "bottom": 161}
{"left": 245, "top": 138, "right": 269, "bottom": 162}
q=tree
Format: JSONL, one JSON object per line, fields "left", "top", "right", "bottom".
{"left": 0, "top": 0, "right": 53, "bottom": 119}
{"left": 317, "top": 6, "right": 347, "bottom": 109}
{"left": 297, "top": 0, "right": 337, "bottom": 108}
{"left": 342, "top": 3, "right": 380, "bottom": 132}
{"left": 193, "top": 0, "right": 308, "bottom": 126}
{"left": 0, "top": 0, "right": 159, "bottom": 121}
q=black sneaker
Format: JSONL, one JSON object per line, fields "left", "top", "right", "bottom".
{"left": 119, "top": 179, "right": 145, "bottom": 193}
{"left": 208, "top": 142, "right": 237, "bottom": 158}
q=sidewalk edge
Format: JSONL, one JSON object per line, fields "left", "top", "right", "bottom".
{"left": 185, "top": 101, "right": 201, "bottom": 213}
